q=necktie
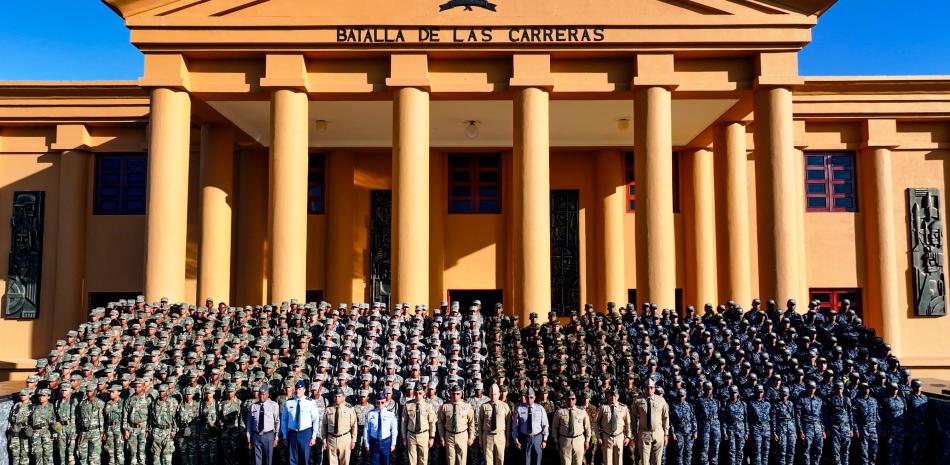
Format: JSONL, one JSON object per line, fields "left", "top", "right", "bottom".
{"left": 335, "top": 406, "right": 341, "bottom": 435}
{"left": 647, "top": 397, "right": 653, "bottom": 431}
{"left": 452, "top": 404, "right": 458, "bottom": 431}
{"left": 609, "top": 405, "right": 617, "bottom": 433}
{"left": 568, "top": 408, "right": 575, "bottom": 436}
{"left": 415, "top": 403, "right": 422, "bottom": 431}
{"left": 377, "top": 410, "right": 382, "bottom": 439}
{"left": 295, "top": 399, "right": 301, "bottom": 430}
{"left": 257, "top": 403, "right": 265, "bottom": 433}
{"left": 490, "top": 403, "right": 497, "bottom": 431}
{"left": 527, "top": 405, "right": 533, "bottom": 435}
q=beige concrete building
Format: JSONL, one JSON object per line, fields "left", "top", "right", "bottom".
{"left": 1, "top": 0, "right": 949, "bottom": 380}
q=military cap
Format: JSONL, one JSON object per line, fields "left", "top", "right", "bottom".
{"left": 38, "top": 389, "right": 51, "bottom": 396}
{"left": 806, "top": 381, "right": 817, "bottom": 389}
{"left": 17, "top": 388, "right": 31, "bottom": 397}
{"left": 109, "top": 384, "right": 123, "bottom": 392}
{"left": 728, "top": 385, "right": 739, "bottom": 393}
{"left": 754, "top": 385, "right": 764, "bottom": 393}
{"left": 158, "top": 384, "right": 169, "bottom": 392}
{"left": 677, "top": 389, "right": 687, "bottom": 397}
{"left": 26, "top": 375, "right": 40, "bottom": 384}
{"left": 359, "top": 390, "right": 370, "bottom": 397}
{"left": 911, "top": 379, "right": 923, "bottom": 389}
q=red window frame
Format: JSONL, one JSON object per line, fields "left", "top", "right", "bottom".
{"left": 448, "top": 153, "right": 501, "bottom": 214}
{"left": 809, "top": 288, "right": 863, "bottom": 318}
{"left": 805, "top": 152, "right": 857, "bottom": 212}
{"left": 308, "top": 153, "right": 325, "bottom": 214}
{"left": 624, "top": 152, "right": 680, "bottom": 213}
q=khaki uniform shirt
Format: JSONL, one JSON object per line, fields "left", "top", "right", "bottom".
{"left": 630, "top": 395, "right": 670, "bottom": 436}
{"left": 322, "top": 404, "right": 358, "bottom": 439}
{"left": 401, "top": 400, "right": 437, "bottom": 440}
{"left": 554, "top": 406, "right": 592, "bottom": 443}
{"left": 478, "top": 401, "right": 511, "bottom": 438}
{"left": 595, "top": 403, "right": 632, "bottom": 438}
{"left": 437, "top": 402, "right": 475, "bottom": 442}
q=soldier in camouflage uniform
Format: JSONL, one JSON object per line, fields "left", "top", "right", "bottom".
{"left": 880, "top": 383, "right": 906, "bottom": 465}
{"left": 55, "top": 384, "right": 78, "bottom": 465}
{"left": 796, "top": 382, "right": 824, "bottom": 465}
{"left": 668, "top": 390, "right": 695, "bottom": 465}
{"left": 824, "top": 382, "right": 854, "bottom": 465}
{"left": 853, "top": 383, "right": 880, "bottom": 465}
{"left": 746, "top": 386, "right": 770, "bottom": 465}
{"left": 151, "top": 385, "right": 179, "bottom": 465}
{"left": 720, "top": 385, "right": 746, "bottom": 465}
{"left": 199, "top": 384, "right": 221, "bottom": 464}
{"left": 770, "top": 387, "right": 796, "bottom": 465}
{"left": 906, "top": 380, "right": 929, "bottom": 462}
{"left": 693, "top": 383, "right": 719, "bottom": 465}
{"left": 176, "top": 387, "right": 201, "bottom": 465}
{"left": 8, "top": 389, "right": 32, "bottom": 465}
{"left": 354, "top": 390, "right": 374, "bottom": 465}
{"left": 76, "top": 384, "right": 105, "bottom": 465}
{"left": 220, "top": 384, "right": 245, "bottom": 465}
{"left": 31, "top": 389, "right": 56, "bottom": 465}
{"left": 123, "top": 380, "right": 151, "bottom": 465}
{"left": 102, "top": 385, "right": 124, "bottom": 465}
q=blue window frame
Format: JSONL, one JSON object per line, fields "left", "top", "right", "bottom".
{"left": 448, "top": 153, "right": 501, "bottom": 214}
{"left": 308, "top": 153, "right": 325, "bottom": 214}
{"left": 805, "top": 152, "right": 857, "bottom": 212}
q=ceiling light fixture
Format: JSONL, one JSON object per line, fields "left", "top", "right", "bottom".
{"left": 314, "top": 120, "right": 328, "bottom": 132}
{"left": 465, "top": 120, "right": 479, "bottom": 139}
{"left": 617, "top": 118, "right": 630, "bottom": 131}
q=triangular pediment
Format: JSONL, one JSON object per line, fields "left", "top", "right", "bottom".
{"left": 106, "top": 0, "right": 836, "bottom": 24}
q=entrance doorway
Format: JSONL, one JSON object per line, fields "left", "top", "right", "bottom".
{"left": 551, "top": 189, "right": 580, "bottom": 316}
{"left": 447, "top": 289, "right": 504, "bottom": 316}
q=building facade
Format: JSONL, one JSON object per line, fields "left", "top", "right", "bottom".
{"left": 1, "top": 0, "right": 949, "bottom": 379}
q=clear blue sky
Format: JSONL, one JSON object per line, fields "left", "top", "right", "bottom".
{"left": 0, "top": 0, "right": 948, "bottom": 80}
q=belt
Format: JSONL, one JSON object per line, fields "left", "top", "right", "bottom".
{"left": 485, "top": 430, "right": 504, "bottom": 435}
{"left": 331, "top": 432, "right": 352, "bottom": 438}
{"left": 559, "top": 433, "right": 583, "bottom": 438}
{"left": 447, "top": 429, "right": 469, "bottom": 434}
{"left": 409, "top": 429, "right": 429, "bottom": 434}
{"left": 602, "top": 432, "right": 624, "bottom": 437}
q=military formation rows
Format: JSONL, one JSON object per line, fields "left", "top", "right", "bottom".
{"left": 2, "top": 295, "right": 931, "bottom": 465}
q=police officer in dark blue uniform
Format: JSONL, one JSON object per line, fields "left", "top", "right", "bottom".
{"left": 796, "top": 381, "right": 824, "bottom": 465}
{"left": 770, "top": 387, "right": 796, "bottom": 465}
{"left": 746, "top": 385, "right": 770, "bottom": 465}
{"left": 668, "top": 389, "right": 696, "bottom": 465}
{"left": 853, "top": 383, "right": 880, "bottom": 465}
{"left": 720, "top": 385, "right": 747, "bottom": 465}
{"left": 824, "top": 382, "right": 854, "bottom": 465}
{"left": 694, "top": 382, "right": 721, "bottom": 465}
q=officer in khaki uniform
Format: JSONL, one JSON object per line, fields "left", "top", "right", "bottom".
{"left": 630, "top": 381, "right": 669, "bottom": 465}
{"left": 438, "top": 385, "right": 476, "bottom": 465}
{"left": 478, "top": 384, "right": 511, "bottom": 465}
{"left": 401, "top": 384, "right": 437, "bottom": 465}
{"left": 323, "top": 389, "right": 358, "bottom": 465}
{"left": 554, "top": 392, "right": 591, "bottom": 465}
{"left": 595, "top": 390, "right": 631, "bottom": 465}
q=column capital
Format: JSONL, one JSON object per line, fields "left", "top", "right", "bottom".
{"left": 138, "top": 53, "right": 191, "bottom": 91}
{"left": 631, "top": 53, "right": 678, "bottom": 89}
{"left": 862, "top": 118, "right": 901, "bottom": 149}
{"left": 386, "top": 53, "right": 431, "bottom": 89}
{"left": 50, "top": 124, "right": 92, "bottom": 152}
{"left": 259, "top": 54, "right": 311, "bottom": 91}
{"left": 509, "top": 53, "right": 554, "bottom": 89}
{"left": 754, "top": 51, "right": 803, "bottom": 87}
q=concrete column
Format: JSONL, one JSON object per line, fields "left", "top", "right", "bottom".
{"left": 720, "top": 122, "right": 752, "bottom": 304}
{"left": 54, "top": 149, "right": 90, "bottom": 335}
{"left": 197, "top": 124, "right": 234, "bottom": 304}
{"left": 688, "top": 147, "right": 717, "bottom": 307}
{"left": 391, "top": 86, "right": 430, "bottom": 306}
{"left": 595, "top": 149, "right": 626, "bottom": 308}
{"left": 268, "top": 88, "right": 309, "bottom": 304}
{"left": 753, "top": 86, "right": 802, "bottom": 303}
{"left": 865, "top": 146, "right": 901, "bottom": 354}
{"left": 634, "top": 85, "right": 676, "bottom": 308}
{"left": 513, "top": 86, "right": 552, "bottom": 320}
{"left": 144, "top": 87, "right": 191, "bottom": 303}
{"left": 325, "top": 150, "right": 355, "bottom": 305}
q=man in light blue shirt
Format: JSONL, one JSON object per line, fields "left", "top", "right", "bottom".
{"left": 364, "top": 394, "right": 398, "bottom": 465}
{"left": 512, "top": 387, "right": 549, "bottom": 465}
{"left": 281, "top": 380, "right": 322, "bottom": 465}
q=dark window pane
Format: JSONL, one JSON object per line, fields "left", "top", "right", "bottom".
{"left": 451, "top": 199, "right": 473, "bottom": 212}
{"left": 807, "top": 197, "right": 827, "bottom": 209}
{"left": 126, "top": 173, "right": 146, "bottom": 184}
{"left": 452, "top": 186, "right": 471, "bottom": 197}
{"left": 479, "top": 171, "right": 498, "bottom": 183}
{"left": 101, "top": 158, "right": 121, "bottom": 170}
{"left": 450, "top": 156, "right": 471, "bottom": 168}
{"left": 833, "top": 184, "right": 853, "bottom": 195}
{"left": 806, "top": 169, "right": 826, "bottom": 180}
{"left": 451, "top": 171, "right": 471, "bottom": 182}
{"left": 478, "top": 155, "right": 499, "bottom": 167}
{"left": 126, "top": 159, "right": 147, "bottom": 171}
{"left": 832, "top": 169, "right": 852, "bottom": 181}
{"left": 806, "top": 155, "right": 825, "bottom": 167}
{"left": 478, "top": 200, "right": 499, "bottom": 212}
{"left": 478, "top": 187, "right": 497, "bottom": 198}
{"left": 834, "top": 197, "right": 855, "bottom": 210}
{"left": 629, "top": 200, "right": 636, "bottom": 211}
{"left": 830, "top": 156, "right": 852, "bottom": 166}
{"left": 807, "top": 183, "right": 826, "bottom": 194}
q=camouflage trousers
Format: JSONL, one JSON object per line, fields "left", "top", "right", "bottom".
{"left": 670, "top": 432, "right": 693, "bottom": 465}
{"left": 152, "top": 428, "right": 176, "bottom": 465}
{"left": 77, "top": 430, "right": 103, "bottom": 465}
{"left": 882, "top": 426, "right": 904, "bottom": 465}
{"left": 722, "top": 429, "right": 745, "bottom": 465}
{"left": 9, "top": 433, "right": 30, "bottom": 465}
{"left": 800, "top": 426, "right": 824, "bottom": 465}
{"left": 774, "top": 429, "right": 796, "bottom": 465}
{"left": 222, "top": 428, "right": 245, "bottom": 465}
{"left": 31, "top": 430, "right": 54, "bottom": 465}
{"left": 748, "top": 431, "right": 769, "bottom": 465}
{"left": 696, "top": 424, "right": 720, "bottom": 465}
{"left": 199, "top": 429, "right": 220, "bottom": 464}
{"left": 57, "top": 427, "right": 78, "bottom": 465}
{"left": 855, "top": 428, "right": 878, "bottom": 465}
{"left": 827, "top": 429, "right": 851, "bottom": 465}
{"left": 103, "top": 427, "right": 123, "bottom": 465}
{"left": 127, "top": 427, "right": 148, "bottom": 465}
{"left": 176, "top": 432, "right": 199, "bottom": 465}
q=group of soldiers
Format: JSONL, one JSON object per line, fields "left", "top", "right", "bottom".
{"left": 1, "top": 295, "right": 932, "bottom": 465}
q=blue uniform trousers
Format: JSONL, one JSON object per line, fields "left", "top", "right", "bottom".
{"left": 252, "top": 432, "right": 276, "bottom": 465}
{"left": 288, "top": 428, "right": 313, "bottom": 465}
{"left": 370, "top": 436, "right": 393, "bottom": 465}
